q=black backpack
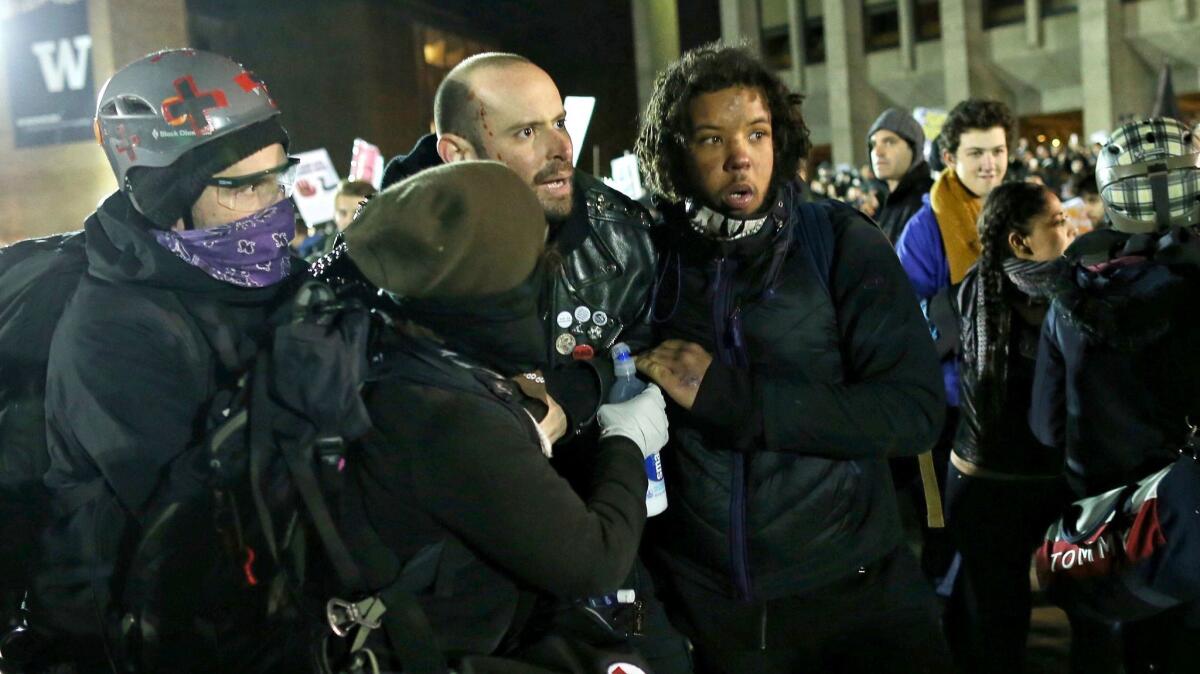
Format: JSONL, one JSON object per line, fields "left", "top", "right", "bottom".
{"left": 0, "top": 232, "right": 88, "bottom": 625}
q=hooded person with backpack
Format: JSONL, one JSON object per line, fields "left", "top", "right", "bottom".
{"left": 322, "top": 160, "right": 669, "bottom": 673}
{"left": 23, "top": 49, "right": 309, "bottom": 670}
{"left": 1030, "top": 118, "right": 1200, "bottom": 674}
{"left": 631, "top": 43, "right": 949, "bottom": 674}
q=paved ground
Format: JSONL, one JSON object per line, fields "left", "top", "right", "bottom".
{"left": 1027, "top": 601, "right": 1073, "bottom": 673}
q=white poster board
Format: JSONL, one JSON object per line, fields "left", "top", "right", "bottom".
{"left": 564, "top": 96, "right": 596, "bottom": 167}
{"left": 291, "top": 148, "right": 340, "bottom": 226}
{"left": 606, "top": 151, "right": 645, "bottom": 201}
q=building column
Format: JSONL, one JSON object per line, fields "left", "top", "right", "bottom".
{"left": 1078, "top": 0, "right": 1156, "bottom": 137}
{"left": 898, "top": 0, "right": 917, "bottom": 71}
{"left": 822, "top": 0, "right": 879, "bottom": 167}
{"left": 718, "top": 0, "right": 762, "bottom": 54}
{"left": 1025, "top": 0, "right": 1042, "bottom": 47}
{"left": 631, "top": 0, "right": 681, "bottom": 113}
{"left": 939, "top": 0, "right": 1010, "bottom": 107}
{"left": 786, "top": 0, "right": 807, "bottom": 91}
{"left": 0, "top": 0, "right": 189, "bottom": 242}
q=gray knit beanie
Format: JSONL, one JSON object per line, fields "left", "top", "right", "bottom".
{"left": 867, "top": 108, "right": 925, "bottom": 159}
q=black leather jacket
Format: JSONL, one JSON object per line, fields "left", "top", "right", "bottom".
{"left": 545, "top": 172, "right": 656, "bottom": 366}
{"left": 953, "top": 267, "right": 1061, "bottom": 477}
{"left": 380, "top": 138, "right": 657, "bottom": 429}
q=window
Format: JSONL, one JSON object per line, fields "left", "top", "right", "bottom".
{"left": 762, "top": 25, "right": 793, "bottom": 70}
{"left": 864, "top": 1, "right": 900, "bottom": 52}
{"left": 1042, "top": 0, "right": 1077, "bottom": 15}
{"left": 413, "top": 23, "right": 494, "bottom": 130}
{"left": 806, "top": 18, "right": 826, "bottom": 65}
{"left": 983, "top": 0, "right": 1025, "bottom": 27}
{"left": 916, "top": 0, "right": 941, "bottom": 41}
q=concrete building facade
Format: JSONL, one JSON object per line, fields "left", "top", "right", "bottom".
{"left": 631, "top": 0, "right": 1200, "bottom": 167}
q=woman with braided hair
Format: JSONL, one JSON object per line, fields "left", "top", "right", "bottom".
{"left": 943, "top": 181, "right": 1075, "bottom": 673}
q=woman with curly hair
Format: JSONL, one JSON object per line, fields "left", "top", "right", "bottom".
{"left": 632, "top": 43, "right": 951, "bottom": 674}
{"left": 945, "top": 181, "right": 1075, "bottom": 673}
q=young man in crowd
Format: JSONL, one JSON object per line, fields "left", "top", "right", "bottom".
{"left": 298, "top": 178, "right": 375, "bottom": 259}
{"left": 867, "top": 107, "right": 934, "bottom": 243}
{"left": 893, "top": 99, "right": 1014, "bottom": 584}
{"left": 633, "top": 42, "right": 950, "bottom": 674}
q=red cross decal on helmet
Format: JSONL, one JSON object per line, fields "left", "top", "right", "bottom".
{"left": 235, "top": 70, "right": 277, "bottom": 108}
{"left": 161, "top": 75, "right": 228, "bottom": 135}
{"left": 114, "top": 123, "right": 140, "bottom": 161}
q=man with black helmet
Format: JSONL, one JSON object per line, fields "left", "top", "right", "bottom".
{"left": 1031, "top": 117, "right": 1200, "bottom": 674}
{"left": 30, "top": 49, "right": 299, "bottom": 668}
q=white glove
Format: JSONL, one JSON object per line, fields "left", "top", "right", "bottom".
{"left": 597, "top": 384, "right": 669, "bottom": 458}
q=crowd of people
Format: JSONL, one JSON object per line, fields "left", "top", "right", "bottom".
{"left": 1, "top": 39, "right": 1199, "bottom": 674}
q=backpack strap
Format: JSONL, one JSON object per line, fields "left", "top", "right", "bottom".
{"left": 792, "top": 201, "right": 836, "bottom": 298}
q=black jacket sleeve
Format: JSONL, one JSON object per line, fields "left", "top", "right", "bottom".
{"left": 755, "top": 216, "right": 945, "bottom": 459}
{"left": 377, "top": 387, "right": 648, "bottom": 599}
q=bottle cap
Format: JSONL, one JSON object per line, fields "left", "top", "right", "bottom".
{"left": 611, "top": 342, "right": 637, "bottom": 377}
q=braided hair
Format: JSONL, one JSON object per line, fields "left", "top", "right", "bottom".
{"left": 973, "top": 181, "right": 1052, "bottom": 422}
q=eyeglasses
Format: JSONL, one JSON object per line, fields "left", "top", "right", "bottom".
{"left": 204, "top": 157, "right": 300, "bottom": 212}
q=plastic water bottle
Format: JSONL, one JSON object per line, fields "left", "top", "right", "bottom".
{"left": 609, "top": 343, "right": 668, "bottom": 517}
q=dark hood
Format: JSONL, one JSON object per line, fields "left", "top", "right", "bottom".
{"left": 381, "top": 133, "right": 442, "bottom": 189}
{"left": 1053, "top": 228, "right": 1200, "bottom": 350}
{"left": 85, "top": 190, "right": 293, "bottom": 302}
{"left": 890, "top": 160, "right": 934, "bottom": 201}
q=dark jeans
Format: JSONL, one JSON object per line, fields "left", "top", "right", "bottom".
{"left": 657, "top": 548, "right": 952, "bottom": 674}
{"left": 943, "top": 463, "right": 1067, "bottom": 674}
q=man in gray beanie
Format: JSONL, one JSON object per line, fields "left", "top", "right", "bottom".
{"left": 868, "top": 107, "right": 933, "bottom": 243}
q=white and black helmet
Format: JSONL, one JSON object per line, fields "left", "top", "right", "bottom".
{"left": 94, "top": 49, "right": 284, "bottom": 225}
{"left": 1095, "top": 118, "right": 1200, "bottom": 234}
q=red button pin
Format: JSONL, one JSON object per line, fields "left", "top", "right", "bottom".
{"left": 572, "top": 344, "right": 595, "bottom": 361}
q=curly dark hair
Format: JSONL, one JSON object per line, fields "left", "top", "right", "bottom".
{"left": 939, "top": 98, "right": 1015, "bottom": 157}
{"left": 635, "top": 42, "right": 811, "bottom": 204}
{"left": 972, "top": 181, "right": 1051, "bottom": 423}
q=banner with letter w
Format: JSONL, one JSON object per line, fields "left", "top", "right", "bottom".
{"left": 3, "top": 0, "right": 94, "bottom": 147}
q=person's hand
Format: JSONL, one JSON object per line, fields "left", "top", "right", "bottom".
{"left": 513, "top": 372, "right": 568, "bottom": 444}
{"left": 597, "top": 384, "right": 668, "bottom": 458}
{"left": 635, "top": 340, "right": 713, "bottom": 411}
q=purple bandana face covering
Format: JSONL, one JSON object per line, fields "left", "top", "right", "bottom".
{"left": 153, "top": 200, "right": 297, "bottom": 288}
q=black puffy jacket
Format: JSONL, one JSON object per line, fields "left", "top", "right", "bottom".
{"left": 1030, "top": 230, "right": 1200, "bottom": 496}
{"left": 647, "top": 183, "right": 944, "bottom": 602}
{"left": 952, "top": 267, "right": 1061, "bottom": 477}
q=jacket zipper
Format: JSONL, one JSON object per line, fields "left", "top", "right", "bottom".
{"left": 714, "top": 256, "right": 754, "bottom": 601}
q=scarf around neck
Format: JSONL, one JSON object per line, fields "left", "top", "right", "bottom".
{"left": 930, "top": 168, "right": 983, "bottom": 283}
{"left": 686, "top": 202, "right": 770, "bottom": 241}
{"left": 971, "top": 257, "right": 1060, "bottom": 431}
